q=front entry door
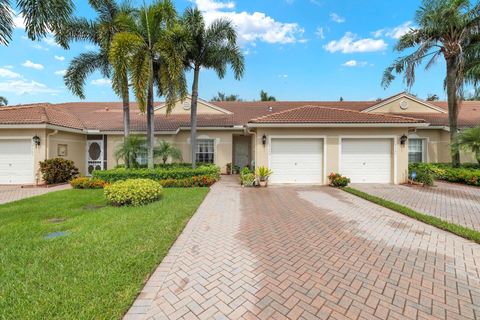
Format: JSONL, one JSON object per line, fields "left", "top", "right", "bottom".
{"left": 86, "top": 140, "right": 104, "bottom": 175}
{"left": 234, "top": 137, "right": 250, "bottom": 169}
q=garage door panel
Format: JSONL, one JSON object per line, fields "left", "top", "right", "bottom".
{"left": 270, "top": 138, "right": 323, "bottom": 184}
{"left": 341, "top": 139, "right": 392, "bottom": 184}
{"left": 0, "top": 140, "right": 34, "bottom": 184}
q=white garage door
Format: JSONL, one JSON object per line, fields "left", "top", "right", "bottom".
{"left": 270, "top": 138, "right": 323, "bottom": 184}
{"left": 0, "top": 140, "right": 34, "bottom": 184}
{"left": 341, "top": 138, "right": 392, "bottom": 183}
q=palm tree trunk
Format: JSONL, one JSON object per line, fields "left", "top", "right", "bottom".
{"left": 122, "top": 89, "right": 131, "bottom": 168}
{"left": 446, "top": 58, "right": 461, "bottom": 167}
{"left": 147, "top": 59, "right": 155, "bottom": 169}
{"left": 190, "top": 65, "right": 200, "bottom": 169}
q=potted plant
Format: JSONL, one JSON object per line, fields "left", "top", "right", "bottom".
{"left": 255, "top": 166, "right": 273, "bottom": 187}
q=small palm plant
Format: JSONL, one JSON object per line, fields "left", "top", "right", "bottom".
{"left": 255, "top": 166, "right": 273, "bottom": 187}
{"left": 114, "top": 135, "right": 147, "bottom": 168}
{"left": 452, "top": 126, "right": 480, "bottom": 164}
{"left": 154, "top": 141, "right": 182, "bottom": 164}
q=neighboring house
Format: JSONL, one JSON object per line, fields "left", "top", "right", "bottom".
{"left": 0, "top": 92, "right": 478, "bottom": 185}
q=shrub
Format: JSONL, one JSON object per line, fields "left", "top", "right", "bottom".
{"left": 70, "top": 177, "right": 108, "bottom": 189}
{"left": 104, "top": 179, "right": 163, "bottom": 206}
{"left": 241, "top": 173, "right": 256, "bottom": 187}
{"left": 93, "top": 164, "right": 220, "bottom": 182}
{"left": 328, "top": 173, "right": 350, "bottom": 188}
{"left": 255, "top": 166, "right": 273, "bottom": 181}
{"left": 39, "top": 158, "right": 79, "bottom": 184}
{"left": 158, "top": 175, "right": 217, "bottom": 188}
{"left": 409, "top": 163, "right": 480, "bottom": 186}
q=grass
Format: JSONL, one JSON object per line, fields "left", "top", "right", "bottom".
{"left": 0, "top": 187, "right": 209, "bottom": 319}
{"left": 343, "top": 187, "right": 480, "bottom": 244}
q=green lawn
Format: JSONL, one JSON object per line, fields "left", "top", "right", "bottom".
{"left": 0, "top": 188, "right": 209, "bottom": 319}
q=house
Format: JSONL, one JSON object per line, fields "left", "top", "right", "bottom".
{"left": 0, "top": 92, "right": 478, "bottom": 185}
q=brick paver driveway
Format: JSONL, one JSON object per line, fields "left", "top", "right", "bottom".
{"left": 126, "top": 177, "right": 480, "bottom": 320}
{"left": 0, "top": 184, "right": 71, "bottom": 205}
{"left": 353, "top": 182, "right": 480, "bottom": 232}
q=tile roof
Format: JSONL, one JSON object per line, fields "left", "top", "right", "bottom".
{"left": 0, "top": 98, "right": 478, "bottom": 131}
{"left": 248, "top": 105, "right": 425, "bottom": 124}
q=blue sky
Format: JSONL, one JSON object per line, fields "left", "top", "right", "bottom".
{"left": 0, "top": 0, "right": 449, "bottom": 105}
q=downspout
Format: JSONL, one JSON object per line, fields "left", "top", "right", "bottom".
{"left": 245, "top": 125, "right": 257, "bottom": 170}
{"left": 46, "top": 130, "right": 59, "bottom": 159}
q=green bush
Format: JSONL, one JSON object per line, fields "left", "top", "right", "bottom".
{"left": 409, "top": 163, "right": 480, "bottom": 186}
{"left": 93, "top": 164, "right": 220, "bottom": 183}
{"left": 70, "top": 177, "right": 108, "bottom": 189}
{"left": 328, "top": 173, "right": 350, "bottom": 187}
{"left": 158, "top": 176, "right": 217, "bottom": 188}
{"left": 104, "top": 179, "right": 163, "bottom": 206}
{"left": 39, "top": 158, "right": 79, "bottom": 184}
{"left": 241, "top": 173, "right": 256, "bottom": 187}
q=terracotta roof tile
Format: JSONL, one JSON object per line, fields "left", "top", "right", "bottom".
{"left": 249, "top": 105, "right": 425, "bottom": 124}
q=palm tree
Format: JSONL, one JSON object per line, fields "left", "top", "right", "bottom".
{"left": 57, "top": 0, "right": 133, "bottom": 160}
{"left": 182, "top": 8, "right": 245, "bottom": 168}
{"left": 114, "top": 135, "right": 147, "bottom": 168}
{"left": 155, "top": 141, "right": 182, "bottom": 164}
{"left": 0, "top": 0, "right": 73, "bottom": 45}
{"left": 0, "top": 96, "right": 8, "bottom": 106}
{"left": 109, "top": 0, "right": 187, "bottom": 169}
{"left": 382, "top": 0, "right": 480, "bottom": 167}
{"left": 211, "top": 92, "right": 241, "bottom": 101}
{"left": 260, "top": 90, "right": 276, "bottom": 101}
{"left": 453, "top": 126, "right": 480, "bottom": 164}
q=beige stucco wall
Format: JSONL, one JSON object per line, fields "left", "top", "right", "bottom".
{"left": 47, "top": 130, "right": 86, "bottom": 175}
{"left": 107, "top": 130, "right": 235, "bottom": 173}
{"left": 253, "top": 127, "right": 410, "bottom": 184}
{"left": 155, "top": 97, "right": 231, "bottom": 115}
{"left": 412, "top": 129, "right": 477, "bottom": 163}
{"left": 370, "top": 97, "right": 443, "bottom": 114}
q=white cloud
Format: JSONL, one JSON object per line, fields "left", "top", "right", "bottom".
{"left": 32, "top": 44, "right": 49, "bottom": 51}
{"left": 91, "top": 78, "right": 111, "bottom": 86}
{"left": 324, "top": 32, "right": 387, "bottom": 53}
{"left": 330, "top": 13, "right": 345, "bottom": 23}
{"left": 193, "top": 0, "right": 304, "bottom": 45}
{"left": 54, "top": 55, "right": 65, "bottom": 61}
{"left": 278, "top": 74, "right": 288, "bottom": 79}
{"left": 374, "top": 21, "right": 414, "bottom": 39}
{"left": 315, "top": 27, "right": 325, "bottom": 39}
{"left": 44, "top": 36, "right": 60, "bottom": 47}
{"left": 3, "top": 65, "right": 14, "bottom": 69}
{"left": 12, "top": 11, "right": 25, "bottom": 29}
{"left": 0, "top": 68, "right": 22, "bottom": 78}
{"left": 54, "top": 70, "right": 67, "bottom": 76}
{"left": 342, "top": 60, "right": 367, "bottom": 67}
{"left": 22, "top": 60, "right": 44, "bottom": 70}
{"left": 0, "top": 80, "right": 59, "bottom": 95}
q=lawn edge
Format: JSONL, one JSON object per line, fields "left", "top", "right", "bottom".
{"left": 342, "top": 187, "right": 480, "bottom": 244}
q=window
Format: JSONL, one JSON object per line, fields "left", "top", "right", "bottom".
{"left": 408, "top": 138, "right": 424, "bottom": 163}
{"left": 196, "top": 139, "right": 215, "bottom": 163}
{"left": 136, "top": 152, "right": 147, "bottom": 166}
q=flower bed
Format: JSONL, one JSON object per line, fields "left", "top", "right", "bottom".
{"left": 409, "top": 163, "right": 480, "bottom": 186}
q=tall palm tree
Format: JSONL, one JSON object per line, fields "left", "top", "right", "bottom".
{"left": 0, "top": 0, "right": 73, "bottom": 45}
{"left": 57, "top": 0, "right": 133, "bottom": 157}
{"left": 382, "top": 0, "right": 480, "bottom": 167}
{"left": 0, "top": 96, "right": 8, "bottom": 106}
{"left": 110, "top": 0, "right": 187, "bottom": 169}
{"left": 260, "top": 90, "right": 276, "bottom": 101}
{"left": 182, "top": 8, "right": 244, "bottom": 168}
{"left": 453, "top": 126, "right": 480, "bottom": 163}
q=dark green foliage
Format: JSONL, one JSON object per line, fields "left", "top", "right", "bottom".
{"left": 39, "top": 158, "right": 79, "bottom": 184}
{"left": 92, "top": 164, "right": 220, "bottom": 182}
{"left": 328, "top": 173, "right": 350, "bottom": 187}
{"left": 409, "top": 163, "right": 480, "bottom": 186}
{"left": 343, "top": 187, "right": 480, "bottom": 244}
{"left": 158, "top": 175, "right": 217, "bottom": 188}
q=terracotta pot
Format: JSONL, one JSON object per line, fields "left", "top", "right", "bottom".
{"left": 259, "top": 180, "right": 267, "bottom": 187}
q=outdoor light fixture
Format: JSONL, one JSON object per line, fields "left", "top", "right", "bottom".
{"left": 32, "top": 135, "right": 40, "bottom": 147}
{"left": 400, "top": 134, "right": 408, "bottom": 146}
{"left": 262, "top": 134, "right": 267, "bottom": 145}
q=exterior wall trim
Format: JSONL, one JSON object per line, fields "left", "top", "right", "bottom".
{"left": 248, "top": 123, "right": 429, "bottom": 128}
{"left": 338, "top": 135, "right": 398, "bottom": 184}
{"left": 267, "top": 135, "right": 328, "bottom": 185}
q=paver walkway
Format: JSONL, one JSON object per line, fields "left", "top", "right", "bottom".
{"left": 125, "top": 176, "right": 480, "bottom": 320}
{"left": 0, "top": 184, "right": 71, "bottom": 205}
{"left": 353, "top": 182, "right": 480, "bottom": 232}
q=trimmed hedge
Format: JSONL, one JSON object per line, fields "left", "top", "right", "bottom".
{"left": 159, "top": 176, "right": 216, "bottom": 188}
{"left": 104, "top": 179, "right": 163, "bottom": 206}
{"left": 70, "top": 177, "right": 109, "bottom": 189}
{"left": 93, "top": 164, "right": 220, "bottom": 183}
{"left": 409, "top": 163, "right": 480, "bottom": 186}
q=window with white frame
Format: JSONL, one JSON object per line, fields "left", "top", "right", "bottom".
{"left": 136, "top": 152, "right": 147, "bottom": 166}
{"left": 196, "top": 139, "right": 215, "bottom": 163}
{"left": 408, "top": 138, "right": 424, "bottom": 163}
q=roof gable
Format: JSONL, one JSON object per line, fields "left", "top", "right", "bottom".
{"left": 363, "top": 92, "right": 446, "bottom": 114}
{"left": 154, "top": 96, "right": 232, "bottom": 115}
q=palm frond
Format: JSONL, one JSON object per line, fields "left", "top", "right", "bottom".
{"left": 0, "top": 0, "right": 13, "bottom": 45}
